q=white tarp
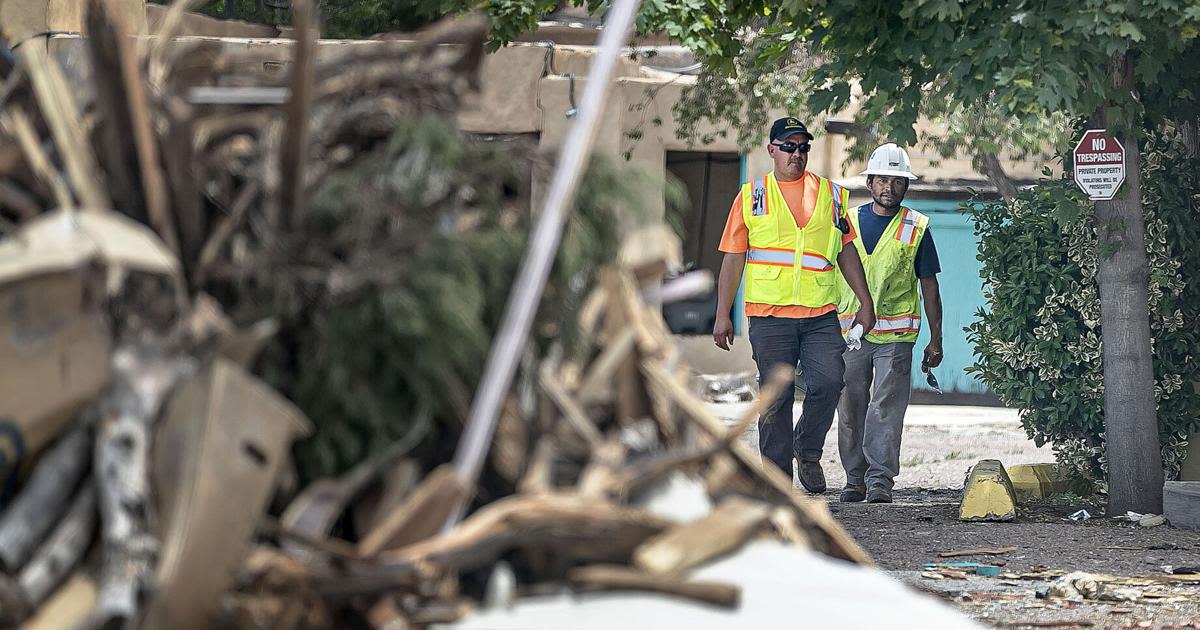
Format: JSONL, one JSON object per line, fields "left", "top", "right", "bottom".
{"left": 441, "top": 541, "right": 980, "bottom": 630}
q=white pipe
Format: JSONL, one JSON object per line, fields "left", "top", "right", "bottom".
{"left": 445, "top": 0, "right": 644, "bottom": 529}
{"left": 641, "top": 270, "right": 714, "bottom": 304}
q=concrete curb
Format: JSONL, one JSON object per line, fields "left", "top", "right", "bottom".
{"left": 1007, "top": 463, "right": 1071, "bottom": 501}
{"left": 960, "top": 459, "right": 1017, "bottom": 522}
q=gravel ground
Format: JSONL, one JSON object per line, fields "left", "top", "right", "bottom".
{"left": 708, "top": 400, "right": 1200, "bottom": 628}
{"left": 709, "top": 401, "right": 1051, "bottom": 491}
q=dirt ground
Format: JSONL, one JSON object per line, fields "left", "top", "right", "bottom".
{"left": 709, "top": 402, "right": 1200, "bottom": 628}
{"left": 838, "top": 491, "right": 1200, "bottom": 628}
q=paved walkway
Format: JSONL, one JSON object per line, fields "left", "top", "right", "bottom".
{"left": 708, "top": 402, "right": 1053, "bottom": 491}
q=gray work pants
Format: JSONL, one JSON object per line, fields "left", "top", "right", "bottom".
{"left": 748, "top": 312, "right": 846, "bottom": 479}
{"left": 838, "top": 340, "right": 913, "bottom": 491}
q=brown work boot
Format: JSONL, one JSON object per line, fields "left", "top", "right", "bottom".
{"left": 866, "top": 486, "right": 892, "bottom": 504}
{"left": 839, "top": 486, "right": 866, "bottom": 502}
{"left": 797, "top": 459, "right": 827, "bottom": 494}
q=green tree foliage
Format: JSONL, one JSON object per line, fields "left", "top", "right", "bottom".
{"left": 967, "top": 124, "right": 1200, "bottom": 484}
{"left": 401, "top": 2, "right": 1195, "bottom": 180}
{"left": 233, "top": 115, "right": 642, "bottom": 482}
{"left": 631, "top": 0, "right": 1199, "bottom": 139}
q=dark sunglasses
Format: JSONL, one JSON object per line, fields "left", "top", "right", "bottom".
{"left": 923, "top": 366, "right": 943, "bottom": 395}
{"left": 772, "top": 141, "right": 812, "bottom": 154}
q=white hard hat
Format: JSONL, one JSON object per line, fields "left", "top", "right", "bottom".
{"left": 861, "top": 143, "right": 919, "bottom": 180}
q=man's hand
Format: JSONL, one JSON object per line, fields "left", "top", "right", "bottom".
{"left": 852, "top": 306, "right": 875, "bottom": 336}
{"left": 713, "top": 253, "right": 745, "bottom": 353}
{"left": 713, "top": 316, "right": 735, "bottom": 351}
{"left": 922, "top": 340, "right": 944, "bottom": 370}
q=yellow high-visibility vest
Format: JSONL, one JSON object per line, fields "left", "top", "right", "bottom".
{"left": 741, "top": 172, "right": 849, "bottom": 308}
{"left": 837, "top": 205, "right": 929, "bottom": 343}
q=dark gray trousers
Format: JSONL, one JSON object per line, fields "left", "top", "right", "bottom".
{"left": 837, "top": 340, "right": 914, "bottom": 491}
{"left": 748, "top": 312, "right": 846, "bottom": 478}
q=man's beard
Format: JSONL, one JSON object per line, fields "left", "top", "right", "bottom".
{"left": 873, "top": 194, "right": 903, "bottom": 210}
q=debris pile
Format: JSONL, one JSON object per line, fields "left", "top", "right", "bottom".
{"left": 0, "top": 1, "right": 867, "bottom": 628}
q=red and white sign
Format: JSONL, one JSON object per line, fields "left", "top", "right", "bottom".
{"left": 1073, "top": 129, "right": 1125, "bottom": 200}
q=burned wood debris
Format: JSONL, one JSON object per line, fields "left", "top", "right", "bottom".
{"left": 0, "top": 1, "right": 867, "bottom": 628}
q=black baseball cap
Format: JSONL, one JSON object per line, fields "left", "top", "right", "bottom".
{"left": 770, "top": 117, "right": 814, "bottom": 143}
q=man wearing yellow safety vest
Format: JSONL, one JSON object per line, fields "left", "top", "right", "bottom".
{"left": 836, "top": 143, "right": 943, "bottom": 504}
{"left": 713, "top": 117, "right": 876, "bottom": 493}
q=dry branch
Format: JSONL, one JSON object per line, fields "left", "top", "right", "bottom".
{"left": 273, "top": 0, "right": 316, "bottom": 230}
{"left": 86, "top": 0, "right": 179, "bottom": 254}
{"left": 0, "top": 107, "right": 74, "bottom": 209}
{"left": 0, "top": 427, "right": 91, "bottom": 572}
{"left": 639, "top": 360, "right": 872, "bottom": 565}
{"left": 318, "top": 494, "right": 673, "bottom": 600}
{"left": 19, "top": 483, "right": 98, "bottom": 607}
{"left": 90, "top": 342, "right": 195, "bottom": 629}
{"left": 16, "top": 40, "right": 108, "bottom": 210}
{"left": 0, "top": 178, "right": 42, "bottom": 219}
{"left": 633, "top": 496, "right": 770, "bottom": 576}
{"left": 539, "top": 363, "right": 601, "bottom": 446}
{"left": 567, "top": 564, "right": 740, "bottom": 608}
{"left": 357, "top": 465, "right": 469, "bottom": 558}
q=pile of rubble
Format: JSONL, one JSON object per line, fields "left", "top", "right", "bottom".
{"left": 0, "top": 1, "right": 870, "bottom": 628}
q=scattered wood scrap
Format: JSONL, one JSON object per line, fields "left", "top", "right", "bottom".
{"left": 939, "top": 546, "right": 1021, "bottom": 558}
{"left": 0, "top": 1, "right": 872, "bottom": 627}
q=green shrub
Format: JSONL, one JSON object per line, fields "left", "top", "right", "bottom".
{"left": 967, "top": 124, "right": 1200, "bottom": 486}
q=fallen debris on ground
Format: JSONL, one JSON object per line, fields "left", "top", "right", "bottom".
{"left": 939, "top": 546, "right": 1021, "bottom": 558}
{"left": 0, "top": 2, "right": 943, "bottom": 627}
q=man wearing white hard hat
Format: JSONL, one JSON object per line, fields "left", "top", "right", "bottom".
{"left": 834, "top": 143, "right": 943, "bottom": 504}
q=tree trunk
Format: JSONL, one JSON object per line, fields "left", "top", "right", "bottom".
{"left": 1094, "top": 50, "right": 1164, "bottom": 514}
{"left": 975, "top": 152, "right": 1018, "bottom": 204}
{"left": 1181, "top": 118, "right": 1198, "bottom": 157}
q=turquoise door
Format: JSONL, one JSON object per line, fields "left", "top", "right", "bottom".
{"left": 901, "top": 200, "right": 987, "bottom": 394}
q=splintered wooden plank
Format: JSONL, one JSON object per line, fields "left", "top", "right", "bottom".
{"left": 274, "top": 0, "right": 316, "bottom": 230}
{"left": 1, "top": 107, "right": 74, "bottom": 209}
{"left": 387, "top": 494, "right": 672, "bottom": 571}
{"left": 16, "top": 39, "right": 108, "bottom": 211}
{"left": 632, "top": 495, "right": 771, "bottom": 576}
{"left": 576, "top": 328, "right": 636, "bottom": 405}
{"left": 86, "top": 0, "right": 178, "bottom": 255}
{"left": 568, "top": 564, "right": 740, "bottom": 608}
{"left": 577, "top": 284, "right": 609, "bottom": 339}
{"left": 539, "top": 363, "right": 601, "bottom": 447}
{"left": 357, "top": 465, "right": 469, "bottom": 558}
{"left": 517, "top": 437, "right": 555, "bottom": 495}
{"left": 639, "top": 360, "right": 873, "bottom": 565}
{"left": 578, "top": 440, "right": 626, "bottom": 499}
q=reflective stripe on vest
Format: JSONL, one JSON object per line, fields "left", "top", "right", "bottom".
{"left": 829, "top": 180, "right": 844, "bottom": 223}
{"left": 835, "top": 204, "right": 929, "bottom": 343}
{"left": 739, "top": 172, "right": 845, "bottom": 307}
{"left": 896, "top": 209, "right": 919, "bottom": 245}
{"left": 839, "top": 313, "right": 922, "bottom": 334}
{"left": 801, "top": 252, "right": 833, "bottom": 271}
{"left": 751, "top": 179, "right": 767, "bottom": 216}
{"left": 747, "top": 248, "right": 794, "bottom": 266}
